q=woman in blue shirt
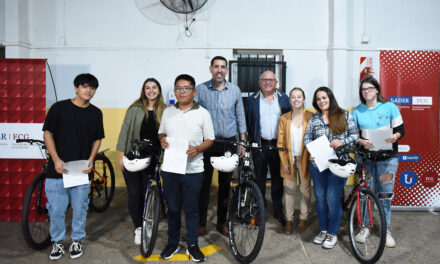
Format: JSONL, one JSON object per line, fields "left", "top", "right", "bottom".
{"left": 304, "top": 86, "right": 359, "bottom": 249}
{"left": 352, "top": 77, "right": 404, "bottom": 248}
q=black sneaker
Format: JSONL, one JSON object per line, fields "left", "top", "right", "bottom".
{"left": 186, "top": 244, "right": 205, "bottom": 262}
{"left": 160, "top": 244, "right": 180, "bottom": 259}
{"left": 69, "top": 241, "right": 83, "bottom": 259}
{"left": 49, "top": 242, "right": 65, "bottom": 260}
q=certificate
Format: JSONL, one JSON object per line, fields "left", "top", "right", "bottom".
{"left": 62, "top": 160, "right": 90, "bottom": 188}
{"left": 306, "top": 135, "right": 337, "bottom": 172}
{"left": 362, "top": 127, "right": 393, "bottom": 151}
{"left": 161, "top": 137, "right": 189, "bottom": 174}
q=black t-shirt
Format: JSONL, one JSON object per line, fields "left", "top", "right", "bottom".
{"left": 43, "top": 99, "right": 105, "bottom": 178}
{"left": 140, "top": 110, "right": 159, "bottom": 154}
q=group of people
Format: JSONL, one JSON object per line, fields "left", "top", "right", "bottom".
{"left": 42, "top": 56, "right": 404, "bottom": 262}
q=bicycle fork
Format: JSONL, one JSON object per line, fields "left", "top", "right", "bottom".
{"left": 356, "top": 168, "right": 374, "bottom": 228}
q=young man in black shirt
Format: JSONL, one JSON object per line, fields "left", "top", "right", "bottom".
{"left": 43, "top": 73, "right": 104, "bottom": 260}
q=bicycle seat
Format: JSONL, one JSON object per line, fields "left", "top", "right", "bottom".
{"left": 210, "top": 154, "right": 239, "bottom": 172}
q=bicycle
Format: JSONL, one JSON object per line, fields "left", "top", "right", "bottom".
{"left": 17, "top": 138, "right": 115, "bottom": 250}
{"left": 124, "top": 139, "right": 167, "bottom": 258}
{"left": 336, "top": 147, "right": 387, "bottom": 264}
{"left": 212, "top": 139, "right": 283, "bottom": 264}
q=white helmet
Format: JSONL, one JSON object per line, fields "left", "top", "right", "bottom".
{"left": 123, "top": 155, "right": 151, "bottom": 172}
{"left": 328, "top": 158, "right": 357, "bottom": 178}
{"left": 210, "top": 153, "right": 239, "bottom": 173}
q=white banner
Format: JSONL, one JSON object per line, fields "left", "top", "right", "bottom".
{"left": 0, "top": 123, "right": 45, "bottom": 159}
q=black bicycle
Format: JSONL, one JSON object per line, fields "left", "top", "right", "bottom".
{"left": 340, "top": 147, "right": 387, "bottom": 264}
{"left": 17, "top": 138, "right": 115, "bottom": 250}
{"left": 214, "top": 139, "right": 283, "bottom": 264}
{"left": 125, "top": 139, "right": 167, "bottom": 258}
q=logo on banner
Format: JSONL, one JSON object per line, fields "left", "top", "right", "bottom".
{"left": 412, "top": 96, "right": 432, "bottom": 105}
{"left": 398, "top": 154, "right": 421, "bottom": 162}
{"left": 389, "top": 96, "right": 412, "bottom": 105}
{"left": 400, "top": 170, "right": 417, "bottom": 188}
{"left": 420, "top": 171, "right": 439, "bottom": 188}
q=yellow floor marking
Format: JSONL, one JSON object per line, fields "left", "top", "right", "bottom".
{"left": 134, "top": 244, "right": 222, "bottom": 262}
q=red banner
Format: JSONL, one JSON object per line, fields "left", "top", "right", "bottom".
{"left": 380, "top": 50, "right": 440, "bottom": 209}
{"left": 0, "top": 59, "right": 46, "bottom": 221}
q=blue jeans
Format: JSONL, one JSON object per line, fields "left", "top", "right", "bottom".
{"left": 45, "top": 179, "right": 90, "bottom": 242}
{"left": 364, "top": 157, "right": 398, "bottom": 228}
{"left": 309, "top": 161, "right": 347, "bottom": 236}
{"left": 161, "top": 171, "right": 203, "bottom": 246}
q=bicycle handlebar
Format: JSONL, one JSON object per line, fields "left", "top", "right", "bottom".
{"left": 214, "top": 139, "right": 284, "bottom": 152}
{"left": 131, "top": 139, "right": 153, "bottom": 149}
{"left": 16, "top": 138, "right": 45, "bottom": 146}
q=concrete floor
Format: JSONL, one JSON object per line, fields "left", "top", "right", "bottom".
{"left": 0, "top": 187, "right": 439, "bottom": 264}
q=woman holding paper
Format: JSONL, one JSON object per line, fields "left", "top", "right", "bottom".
{"left": 304, "top": 86, "right": 359, "bottom": 249}
{"left": 277, "top": 88, "right": 313, "bottom": 234}
{"left": 352, "top": 77, "right": 404, "bottom": 248}
{"left": 116, "top": 78, "right": 165, "bottom": 245}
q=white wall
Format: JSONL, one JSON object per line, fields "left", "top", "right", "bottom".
{"left": 2, "top": 0, "right": 440, "bottom": 109}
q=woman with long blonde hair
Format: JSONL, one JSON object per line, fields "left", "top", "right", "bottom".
{"left": 116, "top": 78, "right": 165, "bottom": 245}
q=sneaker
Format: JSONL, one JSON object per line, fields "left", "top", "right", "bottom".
{"left": 186, "top": 244, "right": 205, "bottom": 262}
{"left": 160, "top": 244, "right": 180, "bottom": 259}
{"left": 69, "top": 241, "right": 83, "bottom": 259}
{"left": 386, "top": 229, "right": 396, "bottom": 248}
{"left": 355, "top": 226, "right": 370, "bottom": 243}
{"left": 313, "top": 231, "right": 328, "bottom": 244}
{"left": 134, "top": 227, "right": 142, "bottom": 245}
{"left": 322, "top": 234, "right": 337, "bottom": 249}
{"left": 49, "top": 242, "right": 65, "bottom": 260}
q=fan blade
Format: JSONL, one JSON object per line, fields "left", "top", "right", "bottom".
{"left": 187, "top": 0, "right": 195, "bottom": 11}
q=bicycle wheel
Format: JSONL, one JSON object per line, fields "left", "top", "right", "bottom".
{"left": 348, "top": 188, "right": 386, "bottom": 264}
{"left": 141, "top": 185, "right": 160, "bottom": 258}
{"left": 21, "top": 173, "right": 51, "bottom": 250}
{"left": 89, "top": 154, "right": 115, "bottom": 212}
{"left": 228, "top": 180, "right": 265, "bottom": 264}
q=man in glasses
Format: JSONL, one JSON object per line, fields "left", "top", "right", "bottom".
{"left": 194, "top": 56, "right": 247, "bottom": 237}
{"left": 158, "top": 74, "right": 214, "bottom": 262}
{"left": 246, "top": 71, "right": 291, "bottom": 228}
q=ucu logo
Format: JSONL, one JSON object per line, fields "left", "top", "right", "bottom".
{"left": 400, "top": 170, "right": 417, "bottom": 188}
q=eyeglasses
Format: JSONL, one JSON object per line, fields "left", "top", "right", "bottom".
{"left": 260, "top": 79, "right": 276, "bottom": 83}
{"left": 174, "top": 86, "right": 194, "bottom": 92}
{"left": 361, "top": 86, "right": 376, "bottom": 93}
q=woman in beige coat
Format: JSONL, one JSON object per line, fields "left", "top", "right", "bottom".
{"left": 277, "top": 87, "right": 313, "bottom": 234}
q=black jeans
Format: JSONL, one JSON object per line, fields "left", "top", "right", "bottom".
{"left": 162, "top": 171, "right": 203, "bottom": 246}
{"left": 122, "top": 158, "right": 156, "bottom": 228}
{"left": 199, "top": 139, "right": 236, "bottom": 227}
{"left": 253, "top": 144, "right": 283, "bottom": 213}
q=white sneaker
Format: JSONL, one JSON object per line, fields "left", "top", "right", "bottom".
{"left": 322, "top": 234, "right": 337, "bottom": 249}
{"left": 313, "top": 231, "right": 328, "bottom": 244}
{"left": 386, "top": 229, "right": 396, "bottom": 248}
{"left": 134, "top": 227, "right": 142, "bottom": 245}
{"left": 355, "top": 226, "right": 370, "bottom": 243}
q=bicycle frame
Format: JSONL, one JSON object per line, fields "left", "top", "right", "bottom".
{"left": 142, "top": 152, "right": 165, "bottom": 219}
{"left": 342, "top": 150, "right": 375, "bottom": 229}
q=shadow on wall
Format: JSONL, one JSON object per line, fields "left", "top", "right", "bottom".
{"left": 45, "top": 63, "right": 90, "bottom": 108}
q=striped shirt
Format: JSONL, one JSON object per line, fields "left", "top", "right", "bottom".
{"left": 304, "top": 110, "right": 359, "bottom": 158}
{"left": 195, "top": 80, "right": 246, "bottom": 138}
{"left": 158, "top": 102, "right": 215, "bottom": 173}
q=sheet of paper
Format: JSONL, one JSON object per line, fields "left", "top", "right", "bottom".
{"left": 62, "top": 160, "right": 90, "bottom": 188}
{"left": 305, "top": 135, "right": 337, "bottom": 172}
{"left": 362, "top": 127, "right": 393, "bottom": 151}
{"left": 161, "top": 137, "right": 189, "bottom": 174}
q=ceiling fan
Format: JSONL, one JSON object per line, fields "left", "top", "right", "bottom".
{"left": 160, "top": 0, "right": 208, "bottom": 36}
{"left": 160, "top": 0, "right": 207, "bottom": 14}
